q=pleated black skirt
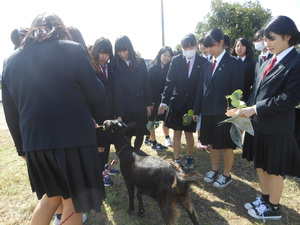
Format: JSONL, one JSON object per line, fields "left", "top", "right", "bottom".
{"left": 26, "top": 145, "right": 106, "bottom": 213}
{"left": 122, "top": 109, "right": 149, "bottom": 137}
{"left": 164, "top": 104, "right": 196, "bottom": 132}
{"left": 243, "top": 131, "right": 300, "bottom": 177}
{"left": 200, "top": 115, "right": 237, "bottom": 150}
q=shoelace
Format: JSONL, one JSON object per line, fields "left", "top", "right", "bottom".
{"left": 252, "top": 197, "right": 263, "bottom": 207}
{"left": 216, "top": 175, "right": 226, "bottom": 184}
{"left": 255, "top": 204, "right": 268, "bottom": 223}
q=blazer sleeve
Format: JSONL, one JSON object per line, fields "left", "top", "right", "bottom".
{"left": 193, "top": 65, "right": 205, "bottom": 115}
{"left": 75, "top": 44, "right": 105, "bottom": 105}
{"left": 2, "top": 78, "right": 24, "bottom": 156}
{"left": 140, "top": 59, "right": 152, "bottom": 106}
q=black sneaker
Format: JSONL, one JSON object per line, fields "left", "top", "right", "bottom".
{"left": 244, "top": 197, "right": 265, "bottom": 210}
{"left": 151, "top": 143, "right": 168, "bottom": 150}
{"left": 204, "top": 170, "right": 218, "bottom": 183}
{"left": 213, "top": 174, "right": 232, "bottom": 188}
{"left": 185, "top": 157, "right": 195, "bottom": 169}
{"left": 248, "top": 204, "right": 282, "bottom": 221}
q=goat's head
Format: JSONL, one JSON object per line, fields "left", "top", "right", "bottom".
{"left": 103, "top": 120, "right": 135, "bottom": 136}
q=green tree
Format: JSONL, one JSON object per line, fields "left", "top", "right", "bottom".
{"left": 195, "top": 0, "right": 272, "bottom": 45}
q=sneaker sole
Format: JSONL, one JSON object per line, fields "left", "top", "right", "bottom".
{"left": 204, "top": 177, "right": 216, "bottom": 183}
{"left": 104, "top": 184, "right": 113, "bottom": 187}
{"left": 107, "top": 172, "right": 119, "bottom": 175}
{"left": 213, "top": 179, "right": 232, "bottom": 188}
{"left": 185, "top": 165, "right": 194, "bottom": 169}
{"left": 248, "top": 209, "right": 282, "bottom": 220}
{"left": 244, "top": 203, "right": 256, "bottom": 210}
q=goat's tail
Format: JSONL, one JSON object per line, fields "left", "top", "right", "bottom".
{"left": 182, "top": 172, "right": 202, "bottom": 185}
{"left": 168, "top": 159, "right": 202, "bottom": 185}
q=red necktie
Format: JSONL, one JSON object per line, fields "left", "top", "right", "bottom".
{"left": 261, "top": 56, "right": 277, "bottom": 82}
{"left": 211, "top": 60, "right": 217, "bottom": 75}
{"left": 262, "top": 56, "right": 266, "bottom": 62}
{"left": 101, "top": 65, "right": 107, "bottom": 80}
{"left": 187, "top": 61, "right": 190, "bottom": 72}
{"left": 129, "top": 62, "right": 134, "bottom": 74}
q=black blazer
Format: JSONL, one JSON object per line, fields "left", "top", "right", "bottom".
{"left": 92, "top": 64, "right": 116, "bottom": 119}
{"left": 114, "top": 58, "right": 152, "bottom": 117}
{"left": 161, "top": 53, "right": 207, "bottom": 112}
{"left": 243, "top": 57, "right": 256, "bottom": 102}
{"left": 2, "top": 40, "right": 105, "bottom": 155}
{"left": 148, "top": 62, "right": 170, "bottom": 105}
{"left": 249, "top": 48, "right": 300, "bottom": 135}
{"left": 193, "top": 52, "right": 244, "bottom": 116}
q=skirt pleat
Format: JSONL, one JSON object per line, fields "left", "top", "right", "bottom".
{"left": 200, "top": 115, "right": 237, "bottom": 150}
{"left": 243, "top": 131, "right": 300, "bottom": 177}
{"left": 27, "top": 145, "right": 105, "bottom": 213}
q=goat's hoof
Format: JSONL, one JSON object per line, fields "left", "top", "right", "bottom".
{"left": 137, "top": 210, "right": 145, "bottom": 217}
{"left": 127, "top": 209, "right": 134, "bottom": 215}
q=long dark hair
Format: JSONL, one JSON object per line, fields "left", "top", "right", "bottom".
{"left": 20, "top": 12, "right": 71, "bottom": 47}
{"left": 231, "top": 38, "right": 254, "bottom": 59}
{"left": 150, "top": 46, "right": 174, "bottom": 65}
{"left": 90, "top": 37, "right": 115, "bottom": 73}
{"left": 262, "top": 15, "right": 300, "bottom": 46}
{"left": 114, "top": 35, "right": 140, "bottom": 69}
{"left": 203, "top": 28, "right": 230, "bottom": 50}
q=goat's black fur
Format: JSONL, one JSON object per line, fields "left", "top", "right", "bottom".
{"left": 104, "top": 120, "right": 201, "bottom": 225}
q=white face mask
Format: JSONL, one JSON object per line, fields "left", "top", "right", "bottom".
{"left": 254, "top": 41, "right": 265, "bottom": 51}
{"left": 183, "top": 49, "right": 196, "bottom": 59}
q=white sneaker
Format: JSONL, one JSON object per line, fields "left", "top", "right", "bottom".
{"left": 165, "top": 138, "right": 173, "bottom": 147}
{"left": 53, "top": 214, "right": 87, "bottom": 225}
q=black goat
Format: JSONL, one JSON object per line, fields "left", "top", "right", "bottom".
{"left": 103, "top": 119, "right": 201, "bottom": 225}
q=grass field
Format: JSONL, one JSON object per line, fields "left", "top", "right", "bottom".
{"left": 0, "top": 103, "right": 299, "bottom": 225}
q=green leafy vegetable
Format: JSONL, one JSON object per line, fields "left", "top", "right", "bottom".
{"left": 182, "top": 109, "right": 194, "bottom": 126}
{"left": 146, "top": 121, "right": 160, "bottom": 131}
{"left": 226, "top": 89, "right": 247, "bottom": 108}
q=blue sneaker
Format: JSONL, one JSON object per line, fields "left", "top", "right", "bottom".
{"left": 174, "top": 160, "right": 185, "bottom": 174}
{"left": 185, "top": 157, "right": 195, "bottom": 169}
{"left": 105, "top": 164, "right": 119, "bottom": 175}
{"left": 103, "top": 175, "right": 114, "bottom": 187}
{"left": 144, "top": 138, "right": 152, "bottom": 146}
{"left": 151, "top": 143, "right": 168, "bottom": 150}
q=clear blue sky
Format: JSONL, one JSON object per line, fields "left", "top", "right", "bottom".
{"left": 1, "top": 0, "right": 299, "bottom": 69}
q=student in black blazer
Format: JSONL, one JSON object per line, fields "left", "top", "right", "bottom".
{"left": 193, "top": 29, "right": 244, "bottom": 188}
{"left": 232, "top": 38, "right": 256, "bottom": 102}
{"left": 113, "top": 35, "right": 152, "bottom": 149}
{"left": 90, "top": 37, "right": 119, "bottom": 187}
{"left": 228, "top": 16, "right": 300, "bottom": 221}
{"left": 158, "top": 33, "right": 207, "bottom": 171}
{"left": 145, "top": 46, "right": 174, "bottom": 149}
{"left": 2, "top": 13, "right": 105, "bottom": 225}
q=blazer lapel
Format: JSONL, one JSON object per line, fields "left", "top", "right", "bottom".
{"left": 260, "top": 49, "right": 296, "bottom": 86}
{"left": 120, "top": 60, "right": 137, "bottom": 82}
{"left": 211, "top": 52, "right": 230, "bottom": 80}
